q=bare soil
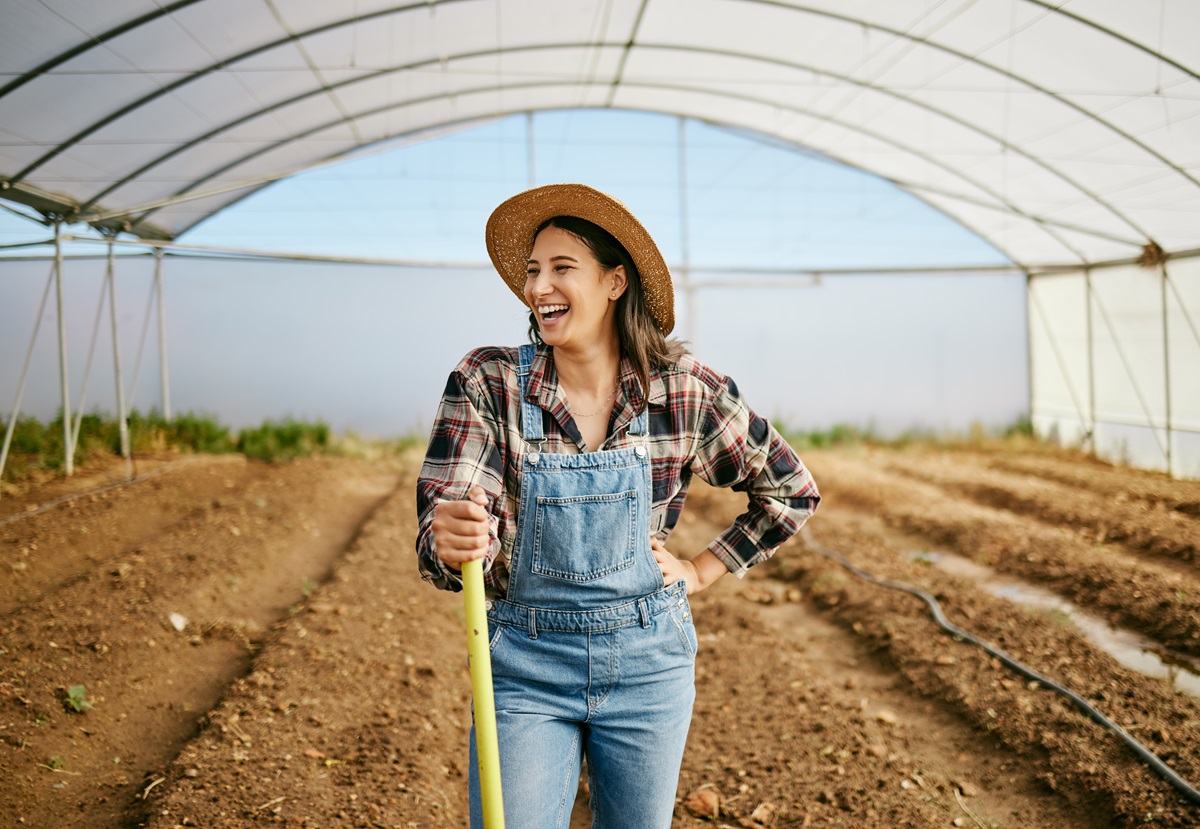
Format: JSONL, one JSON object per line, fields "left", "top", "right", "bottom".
{"left": 2, "top": 444, "right": 1199, "bottom": 827}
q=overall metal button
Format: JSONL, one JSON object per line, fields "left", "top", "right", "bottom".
{"left": 635, "top": 446, "right": 647, "bottom": 458}
{"left": 528, "top": 452, "right": 540, "bottom": 465}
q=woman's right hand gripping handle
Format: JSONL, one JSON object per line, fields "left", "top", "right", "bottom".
{"left": 433, "top": 485, "right": 491, "bottom": 573}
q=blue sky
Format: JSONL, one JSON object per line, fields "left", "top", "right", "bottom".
{"left": 0, "top": 109, "right": 1026, "bottom": 438}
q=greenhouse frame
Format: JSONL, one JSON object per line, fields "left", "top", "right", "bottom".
{"left": 2, "top": 0, "right": 1198, "bottom": 477}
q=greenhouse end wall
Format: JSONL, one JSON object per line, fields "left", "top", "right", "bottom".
{"left": 1029, "top": 255, "right": 1200, "bottom": 479}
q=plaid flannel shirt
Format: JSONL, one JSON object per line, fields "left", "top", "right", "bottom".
{"left": 415, "top": 344, "right": 819, "bottom": 597}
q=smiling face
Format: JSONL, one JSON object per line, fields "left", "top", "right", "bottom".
{"left": 524, "top": 225, "right": 627, "bottom": 351}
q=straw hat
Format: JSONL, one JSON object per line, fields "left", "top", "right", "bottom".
{"left": 485, "top": 184, "right": 675, "bottom": 335}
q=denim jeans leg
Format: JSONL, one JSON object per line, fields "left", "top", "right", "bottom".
{"left": 470, "top": 626, "right": 594, "bottom": 827}
{"left": 583, "top": 615, "right": 696, "bottom": 829}
{"left": 468, "top": 712, "right": 584, "bottom": 829}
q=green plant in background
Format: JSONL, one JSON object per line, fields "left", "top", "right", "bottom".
{"left": 782, "top": 422, "right": 875, "bottom": 451}
{"left": 236, "top": 418, "right": 331, "bottom": 461}
{"left": 779, "top": 413, "right": 1045, "bottom": 454}
{"left": 1003, "top": 414, "right": 1034, "bottom": 439}
{"left": 128, "top": 409, "right": 236, "bottom": 454}
{"left": 63, "top": 684, "right": 93, "bottom": 713}
{"left": 3, "top": 408, "right": 511, "bottom": 481}
{"left": 912, "top": 549, "right": 936, "bottom": 566}
{"left": 1, "top": 409, "right": 235, "bottom": 483}
{"left": 46, "top": 755, "right": 64, "bottom": 770}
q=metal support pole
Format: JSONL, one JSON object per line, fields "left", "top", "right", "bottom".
{"left": 1161, "top": 262, "right": 1173, "bottom": 478}
{"left": 526, "top": 111, "right": 536, "bottom": 188}
{"left": 53, "top": 221, "right": 73, "bottom": 477}
{"left": 1085, "top": 269, "right": 1096, "bottom": 455}
{"left": 1024, "top": 271, "right": 1035, "bottom": 436}
{"left": 678, "top": 116, "right": 695, "bottom": 344}
{"left": 107, "top": 243, "right": 132, "bottom": 481}
{"left": 127, "top": 262, "right": 158, "bottom": 411}
{"left": 0, "top": 265, "right": 56, "bottom": 498}
{"left": 1165, "top": 269, "right": 1200, "bottom": 353}
{"left": 1029, "top": 278, "right": 1090, "bottom": 441}
{"left": 155, "top": 249, "right": 171, "bottom": 420}
{"left": 1091, "top": 283, "right": 1170, "bottom": 468}
{"left": 68, "top": 258, "right": 111, "bottom": 464}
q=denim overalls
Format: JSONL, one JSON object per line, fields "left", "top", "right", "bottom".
{"left": 468, "top": 344, "right": 697, "bottom": 829}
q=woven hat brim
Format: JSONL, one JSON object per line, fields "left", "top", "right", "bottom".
{"left": 485, "top": 184, "right": 675, "bottom": 335}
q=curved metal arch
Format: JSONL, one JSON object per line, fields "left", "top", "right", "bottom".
{"left": 647, "top": 42, "right": 1154, "bottom": 243}
{"left": 605, "top": 0, "right": 651, "bottom": 106}
{"left": 738, "top": 1, "right": 1200, "bottom": 199}
{"left": 0, "top": 0, "right": 208, "bottom": 99}
{"left": 164, "top": 102, "right": 1038, "bottom": 272}
{"left": 157, "top": 111, "right": 500, "bottom": 237}
{"left": 12, "top": 0, "right": 1193, "bottom": 238}
{"left": 80, "top": 42, "right": 616, "bottom": 211}
{"left": 713, "top": 123, "right": 1140, "bottom": 249}
{"left": 1022, "top": 0, "right": 1198, "bottom": 81}
{"left": 7, "top": 0, "right": 480, "bottom": 184}
{"left": 110, "top": 39, "right": 1151, "bottom": 252}
{"left": 129, "top": 77, "right": 1092, "bottom": 264}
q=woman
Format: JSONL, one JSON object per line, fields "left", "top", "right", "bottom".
{"left": 416, "top": 184, "right": 819, "bottom": 828}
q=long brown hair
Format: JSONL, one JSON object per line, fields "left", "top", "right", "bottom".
{"left": 527, "top": 216, "right": 687, "bottom": 411}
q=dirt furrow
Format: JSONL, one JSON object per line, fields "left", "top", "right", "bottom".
{"left": 670, "top": 487, "right": 1098, "bottom": 827}
{"left": 877, "top": 450, "right": 1199, "bottom": 571}
{"left": 812, "top": 451, "right": 1200, "bottom": 658}
{"left": 770, "top": 505, "right": 1200, "bottom": 826}
{"left": 979, "top": 452, "right": 1200, "bottom": 518}
{"left": 143, "top": 460, "right": 475, "bottom": 828}
{"left": 7, "top": 447, "right": 1200, "bottom": 828}
{"left": 0, "top": 456, "right": 252, "bottom": 615}
{"left": 680, "top": 582, "right": 1099, "bottom": 827}
{"left": 0, "top": 456, "right": 400, "bottom": 829}
{"left": 141, "top": 466, "right": 1111, "bottom": 828}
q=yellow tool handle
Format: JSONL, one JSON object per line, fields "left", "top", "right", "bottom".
{"left": 463, "top": 558, "right": 505, "bottom": 828}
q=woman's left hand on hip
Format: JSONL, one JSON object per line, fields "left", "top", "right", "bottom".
{"left": 652, "top": 536, "right": 699, "bottom": 595}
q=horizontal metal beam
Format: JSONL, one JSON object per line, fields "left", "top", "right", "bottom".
{"left": 47, "top": 234, "right": 1022, "bottom": 274}
{"left": 1027, "top": 246, "right": 1200, "bottom": 276}
{"left": 8, "top": 234, "right": 1195, "bottom": 273}
{"left": 1033, "top": 407, "right": 1200, "bottom": 434}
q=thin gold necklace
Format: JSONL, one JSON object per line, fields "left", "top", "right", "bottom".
{"left": 570, "top": 388, "right": 617, "bottom": 418}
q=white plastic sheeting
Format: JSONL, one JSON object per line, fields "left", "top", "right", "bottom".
{"left": 2, "top": 0, "right": 1199, "bottom": 268}
{"left": 1029, "top": 258, "right": 1200, "bottom": 477}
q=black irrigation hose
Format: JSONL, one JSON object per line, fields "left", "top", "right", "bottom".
{"left": 799, "top": 527, "right": 1200, "bottom": 808}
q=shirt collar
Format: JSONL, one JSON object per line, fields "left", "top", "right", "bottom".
{"left": 523, "top": 344, "right": 558, "bottom": 412}
{"left": 523, "top": 344, "right": 667, "bottom": 413}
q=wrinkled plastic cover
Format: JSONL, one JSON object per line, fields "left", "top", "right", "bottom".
{"left": 1, "top": 0, "right": 1197, "bottom": 267}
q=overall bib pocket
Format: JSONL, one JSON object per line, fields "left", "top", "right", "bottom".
{"left": 531, "top": 489, "right": 637, "bottom": 582}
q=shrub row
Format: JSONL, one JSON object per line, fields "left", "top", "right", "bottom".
{"left": 0, "top": 411, "right": 405, "bottom": 481}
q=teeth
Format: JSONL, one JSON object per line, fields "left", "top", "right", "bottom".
{"left": 538, "top": 304, "right": 569, "bottom": 314}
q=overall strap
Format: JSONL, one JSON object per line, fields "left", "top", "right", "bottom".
{"left": 516, "top": 343, "right": 545, "bottom": 444}
{"left": 628, "top": 405, "right": 648, "bottom": 436}
{"left": 627, "top": 405, "right": 650, "bottom": 443}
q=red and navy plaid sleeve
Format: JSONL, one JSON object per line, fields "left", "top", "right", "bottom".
{"left": 415, "top": 348, "right": 511, "bottom": 594}
{"left": 688, "top": 367, "right": 820, "bottom": 576}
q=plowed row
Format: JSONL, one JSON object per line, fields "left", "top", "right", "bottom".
{"left": 1, "top": 446, "right": 1198, "bottom": 827}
